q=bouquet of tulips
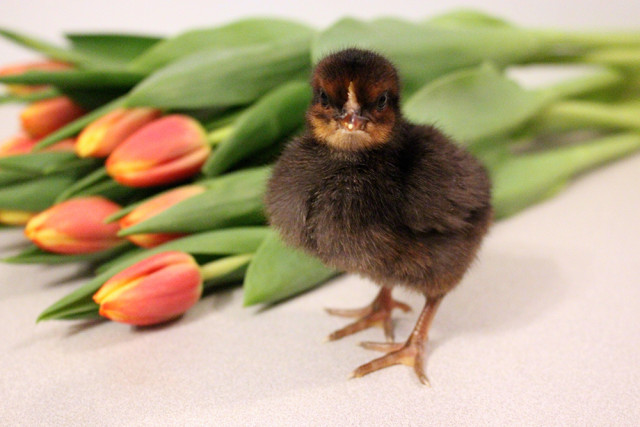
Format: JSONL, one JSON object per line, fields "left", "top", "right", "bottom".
{"left": 2, "top": 10, "right": 640, "bottom": 326}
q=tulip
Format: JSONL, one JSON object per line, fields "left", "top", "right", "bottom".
{"left": 0, "top": 60, "right": 71, "bottom": 95}
{"left": 119, "top": 185, "right": 206, "bottom": 248}
{"left": 20, "top": 96, "right": 86, "bottom": 138}
{"left": 93, "top": 251, "right": 203, "bottom": 326}
{"left": 75, "top": 107, "right": 162, "bottom": 158}
{"left": 0, "top": 209, "right": 35, "bottom": 226}
{"left": 106, "top": 114, "right": 212, "bottom": 187}
{"left": 25, "top": 197, "right": 123, "bottom": 254}
{"left": 0, "top": 134, "right": 37, "bottom": 156}
{"left": 0, "top": 134, "right": 78, "bottom": 157}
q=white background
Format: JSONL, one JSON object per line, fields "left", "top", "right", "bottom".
{"left": 1, "top": 1, "right": 640, "bottom": 425}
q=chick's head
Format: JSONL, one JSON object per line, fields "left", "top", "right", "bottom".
{"left": 308, "top": 48, "right": 400, "bottom": 151}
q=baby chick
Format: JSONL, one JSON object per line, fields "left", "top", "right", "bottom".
{"left": 265, "top": 48, "right": 492, "bottom": 385}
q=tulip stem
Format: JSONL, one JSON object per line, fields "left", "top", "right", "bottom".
{"left": 206, "top": 125, "right": 234, "bottom": 146}
{"left": 200, "top": 253, "right": 254, "bottom": 288}
{"left": 532, "top": 100, "right": 640, "bottom": 133}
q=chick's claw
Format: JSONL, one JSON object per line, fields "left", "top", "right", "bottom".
{"left": 350, "top": 295, "right": 443, "bottom": 385}
{"left": 359, "top": 341, "right": 405, "bottom": 352}
{"left": 325, "top": 286, "right": 411, "bottom": 342}
{"left": 350, "top": 340, "right": 431, "bottom": 386}
{"left": 326, "top": 310, "right": 390, "bottom": 341}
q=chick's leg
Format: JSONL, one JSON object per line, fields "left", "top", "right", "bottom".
{"left": 325, "top": 286, "right": 411, "bottom": 342}
{"left": 352, "top": 294, "right": 443, "bottom": 385}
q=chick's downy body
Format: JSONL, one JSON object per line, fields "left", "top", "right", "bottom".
{"left": 266, "top": 49, "right": 492, "bottom": 384}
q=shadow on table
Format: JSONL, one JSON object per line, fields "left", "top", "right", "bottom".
{"left": 429, "top": 247, "right": 565, "bottom": 349}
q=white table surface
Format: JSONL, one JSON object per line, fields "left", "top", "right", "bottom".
{"left": 2, "top": 1, "right": 639, "bottom": 425}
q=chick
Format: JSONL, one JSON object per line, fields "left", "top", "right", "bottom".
{"left": 265, "top": 48, "right": 492, "bottom": 385}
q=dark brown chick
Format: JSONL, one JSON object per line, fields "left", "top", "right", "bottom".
{"left": 265, "top": 48, "right": 492, "bottom": 385}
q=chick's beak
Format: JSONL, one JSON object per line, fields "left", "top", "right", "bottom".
{"left": 339, "top": 81, "right": 368, "bottom": 131}
{"left": 341, "top": 112, "right": 367, "bottom": 131}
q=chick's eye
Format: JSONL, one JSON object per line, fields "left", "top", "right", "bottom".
{"left": 319, "top": 90, "right": 329, "bottom": 108}
{"left": 376, "top": 92, "right": 388, "bottom": 111}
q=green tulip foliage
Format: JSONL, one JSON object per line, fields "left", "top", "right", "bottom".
{"left": 0, "top": 10, "right": 639, "bottom": 323}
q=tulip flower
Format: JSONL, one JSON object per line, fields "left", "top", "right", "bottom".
{"left": 0, "top": 60, "right": 71, "bottom": 94}
{"left": 0, "top": 134, "right": 78, "bottom": 157}
{"left": 25, "top": 197, "right": 123, "bottom": 254}
{"left": 75, "top": 107, "right": 162, "bottom": 158}
{"left": 0, "top": 134, "right": 37, "bottom": 156}
{"left": 106, "top": 114, "right": 212, "bottom": 187}
{"left": 20, "top": 96, "right": 86, "bottom": 138}
{"left": 0, "top": 209, "right": 35, "bottom": 226}
{"left": 93, "top": 251, "right": 203, "bottom": 326}
{"left": 119, "top": 185, "right": 206, "bottom": 248}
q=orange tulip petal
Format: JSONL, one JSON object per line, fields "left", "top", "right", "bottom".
{"left": 24, "top": 197, "right": 122, "bottom": 254}
{"left": 105, "top": 115, "right": 210, "bottom": 187}
{"left": 94, "top": 251, "right": 196, "bottom": 303}
{"left": 94, "top": 251, "right": 202, "bottom": 325}
{"left": 120, "top": 185, "right": 205, "bottom": 229}
{"left": 0, "top": 134, "right": 38, "bottom": 156}
{"left": 108, "top": 145, "right": 210, "bottom": 187}
{"left": 20, "top": 97, "right": 86, "bottom": 138}
{"left": 76, "top": 108, "right": 162, "bottom": 158}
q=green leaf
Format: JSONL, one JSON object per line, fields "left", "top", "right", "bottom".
{"left": 0, "top": 70, "right": 144, "bottom": 89}
{"left": 0, "top": 169, "right": 34, "bottom": 186}
{"left": 38, "top": 227, "right": 270, "bottom": 321}
{"left": 0, "top": 88, "right": 60, "bottom": 104}
{"left": 0, "top": 28, "right": 121, "bottom": 68}
{"left": 492, "top": 132, "right": 640, "bottom": 218}
{"left": 243, "top": 232, "right": 338, "bottom": 306}
{"left": 66, "top": 33, "right": 162, "bottom": 65}
{"left": 93, "top": 246, "right": 145, "bottom": 275}
{"left": 203, "top": 81, "right": 310, "bottom": 175}
{"left": 54, "top": 168, "right": 153, "bottom": 205}
{"left": 126, "top": 39, "right": 311, "bottom": 109}
{"left": 0, "top": 151, "right": 97, "bottom": 174}
{"left": 529, "top": 100, "right": 640, "bottom": 133}
{"left": 65, "top": 179, "right": 147, "bottom": 205}
{"left": 54, "top": 167, "right": 108, "bottom": 202}
{"left": 118, "top": 166, "right": 271, "bottom": 235}
{"left": 104, "top": 201, "right": 141, "bottom": 224}
{"left": 312, "top": 18, "right": 548, "bottom": 95}
{"left": 404, "top": 65, "right": 620, "bottom": 144}
{"left": 35, "top": 96, "right": 126, "bottom": 150}
{"left": 0, "top": 173, "right": 78, "bottom": 211}
{"left": 535, "top": 68, "right": 622, "bottom": 101}
{"left": 46, "top": 303, "right": 100, "bottom": 321}
{"left": 130, "top": 18, "right": 315, "bottom": 72}
{"left": 404, "top": 64, "right": 548, "bottom": 143}
{"left": 428, "top": 9, "right": 514, "bottom": 28}
{"left": 3, "top": 243, "right": 131, "bottom": 265}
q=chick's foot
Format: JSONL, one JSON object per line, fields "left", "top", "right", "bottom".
{"left": 325, "top": 286, "right": 411, "bottom": 342}
{"left": 350, "top": 295, "right": 443, "bottom": 386}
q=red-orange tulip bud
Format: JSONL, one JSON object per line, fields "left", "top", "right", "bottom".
{"left": 0, "top": 134, "right": 76, "bottom": 156}
{"left": 76, "top": 107, "right": 162, "bottom": 158}
{"left": 24, "top": 197, "right": 123, "bottom": 254}
{"left": 0, "top": 60, "right": 71, "bottom": 94}
{"left": 119, "top": 185, "right": 206, "bottom": 248}
{"left": 0, "top": 134, "right": 37, "bottom": 156}
{"left": 93, "top": 251, "right": 203, "bottom": 326}
{"left": 20, "top": 96, "right": 86, "bottom": 138}
{"left": 106, "top": 115, "right": 211, "bottom": 187}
